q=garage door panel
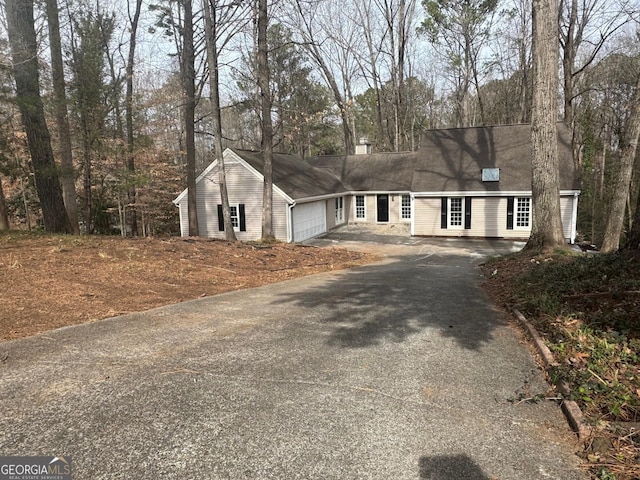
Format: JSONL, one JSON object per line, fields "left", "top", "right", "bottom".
{"left": 293, "top": 202, "right": 326, "bottom": 242}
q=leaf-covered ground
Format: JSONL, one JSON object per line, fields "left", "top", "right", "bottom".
{"left": 481, "top": 249, "right": 640, "bottom": 480}
{"left": 0, "top": 233, "right": 377, "bottom": 341}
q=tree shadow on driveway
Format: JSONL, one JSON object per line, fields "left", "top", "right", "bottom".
{"left": 419, "top": 454, "right": 490, "bottom": 479}
{"left": 271, "top": 253, "right": 504, "bottom": 351}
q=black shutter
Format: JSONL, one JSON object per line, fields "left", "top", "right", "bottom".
{"left": 506, "top": 197, "right": 514, "bottom": 230}
{"left": 217, "top": 204, "right": 224, "bottom": 231}
{"left": 464, "top": 197, "right": 472, "bottom": 230}
{"left": 239, "top": 204, "right": 246, "bottom": 232}
{"left": 441, "top": 197, "right": 448, "bottom": 229}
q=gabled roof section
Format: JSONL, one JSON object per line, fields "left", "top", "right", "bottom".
{"left": 307, "top": 152, "right": 419, "bottom": 191}
{"left": 235, "top": 149, "right": 348, "bottom": 200}
{"left": 411, "top": 123, "right": 577, "bottom": 193}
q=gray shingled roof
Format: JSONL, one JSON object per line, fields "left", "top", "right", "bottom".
{"left": 235, "top": 149, "right": 348, "bottom": 200}
{"left": 307, "top": 152, "right": 419, "bottom": 191}
{"left": 307, "top": 123, "right": 577, "bottom": 193}
{"left": 410, "top": 123, "right": 577, "bottom": 192}
{"left": 233, "top": 124, "right": 578, "bottom": 199}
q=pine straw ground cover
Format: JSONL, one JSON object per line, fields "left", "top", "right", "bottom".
{"left": 481, "top": 249, "right": 640, "bottom": 480}
{"left": 0, "top": 232, "right": 377, "bottom": 341}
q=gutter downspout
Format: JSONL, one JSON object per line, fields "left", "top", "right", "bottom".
{"left": 287, "top": 201, "right": 296, "bottom": 243}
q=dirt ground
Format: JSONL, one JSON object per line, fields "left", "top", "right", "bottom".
{"left": 0, "top": 234, "right": 376, "bottom": 341}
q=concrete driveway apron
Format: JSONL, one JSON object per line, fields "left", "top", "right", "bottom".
{"left": 0, "top": 235, "right": 586, "bottom": 479}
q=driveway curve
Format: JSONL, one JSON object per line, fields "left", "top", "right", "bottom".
{"left": 0, "top": 232, "right": 586, "bottom": 479}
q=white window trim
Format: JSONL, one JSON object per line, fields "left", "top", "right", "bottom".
{"left": 400, "top": 194, "right": 411, "bottom": 221}
{"left": 448, "top": 197, "right": 464, "bottom": 229}
{"left": 515, "top": 197, "right": 531, "bottom": 230}
{"left": 355, "top": 195, "right": 366, "bottom": 221}
{"left": 229, "top": 204, "right": 240, "bottom": 232}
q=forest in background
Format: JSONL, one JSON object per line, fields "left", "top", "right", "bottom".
{"left": 0, "top": 0, "right": 638, "bottom": 245}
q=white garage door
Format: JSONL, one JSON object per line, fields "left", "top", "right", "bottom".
{"left": 293, "top": 201, "right": 326, "bottom": 242}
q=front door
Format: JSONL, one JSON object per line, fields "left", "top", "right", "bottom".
{"left": 377, "top": 194, "right": 389, "bottom": 222}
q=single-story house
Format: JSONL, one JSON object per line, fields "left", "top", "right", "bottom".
{"left": 174, "top": 123, "right": 581, "bottom": 243}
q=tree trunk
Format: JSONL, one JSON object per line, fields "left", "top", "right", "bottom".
{"left": 82, "top": 137, "right": 92, "bottom": 233}
{"left": 5, "top": 0, "right": 71, "bottom": 233}
{"left": 125, "top": 0, "right": 143, "bottom": 236}
{"left": 0, "top": 177, "right": 9, "bottom": 231}
{"left": 45, "top": 0, "right": 79, "bottom": 234}
{"left": 525, "top": 0, "right": 566, "bottom": 250}
{"left": 182, "top": 0, "right": 199, "bottom": 236}
{"left": 601, "top": 74, "right": 640, "bottom": 252}
{"left": 626, "top": 174, "right": 640, "bottom": 250}
{"left": 561, "top": 0, "right": 577, "bottom": 127}
{"left": 591, "top": 142, "right": 606, "bottom": 244}
{"left": 257, "top": 0, "right": 274, "bottom": 240}
{"left": 203, "top": 0, "right": 236, "bottom": 241}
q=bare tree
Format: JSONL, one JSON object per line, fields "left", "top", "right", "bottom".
{"left": 45, "top": 0, "right": 80, "bottom": 233}
{"left": 420, "top": 0, "right": 498, "bottom": 127}
{"left": 525, "top": 0, "right": 566, "bottom": 250}
{"left": 257, "top": 0, "right": 274, "bottom": 239}
{"left": 125, "top": 0, "right": 144, "bottom": 235}
{"left": 5, "top": 0, "right": 71, "bottom": 233}
{"left": 601, "top": 72, "right": 640, "bottom": 252}
{"left": 491, "top": 0, "right": 532, "bottom": 123}
{"left": 360, "top": 0, "right": 418, "bottom": 150}
{"left": 293, "top": 0, "right": 356, "bottom": 154}
{"left": 183, "top": 0, "right": 199, "bottom": 236}
{"left": 560, "top": 0, "right": 635, "bottom": 128}
{"left": 354, "top": 0, "right": 386, "bottom": 148}
{"left": 202, "top": 0, "right": 246, "bottom": 241}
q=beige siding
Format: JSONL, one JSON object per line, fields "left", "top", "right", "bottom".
{"left": 414, "top": 195, "right": 577, "bottom": 240}
{"left": 412, "top": 197, "right": 527, "bottom": 238}
{"left": 272, "top": 196, "right": 288, "bottom": 241}
{"left": 560, "top": 196, "right": 575, "bottom": 240}
{"left": 366, "top": 195, "right": 376, "bottom": 222}
{"left": 465, "top": 197, "right": 503, "bottom": 237}
{"left": 180, "top": 161, "right": 289, "bottom": 241}
{"left": 343, "top": 196, "right": 352, "bottom": 226}
{"left": 386, "top": 195, "right": 399, "bottom": 223}
{"left": 413, "top": 197, "right": 443, "bottom": 236}
{"left": 178, "top": 202, "right": 189, "bottom": 236}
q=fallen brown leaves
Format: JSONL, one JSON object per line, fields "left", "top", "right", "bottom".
{"left": 1, "top": 234, "right": 377, "bottom": 341}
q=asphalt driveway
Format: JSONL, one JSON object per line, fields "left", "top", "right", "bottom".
{"left": 0, "top": 232, "right": 586, "bottom": 479}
